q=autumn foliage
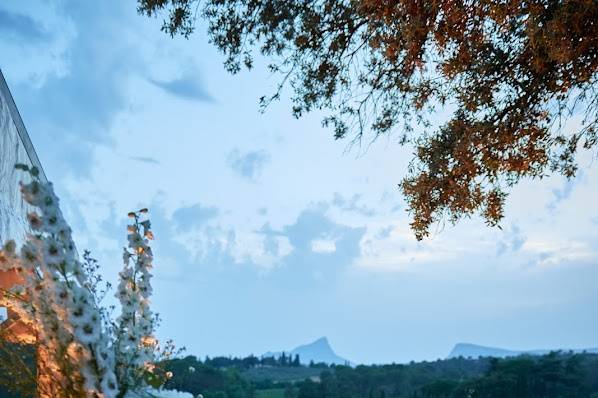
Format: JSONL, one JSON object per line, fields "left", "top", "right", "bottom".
{"left": 139, "top": 0, "right": 598, "bottom": 238}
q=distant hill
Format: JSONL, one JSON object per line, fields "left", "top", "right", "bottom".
{"left": 449, "top": 343, "right": 598, "bottom": 359}
{"left": 263, "top": 337, "right": 351, "bottom": 365}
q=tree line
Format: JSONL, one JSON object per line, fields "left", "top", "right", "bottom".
{"left": 294, "top": 352, "right": 598, "bottom": 398}
{"left": 198, "top": 352, "right": 303, "bottom": 370}
{"left": 161, "top": 352, "right": 598, "bottom": 398}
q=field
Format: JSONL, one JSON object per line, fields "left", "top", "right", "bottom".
{"left": 242, "top": 366, "right": 323, "bottom": 383}
{"left": 255, "top": 388, "right": 285, "bottom": 398}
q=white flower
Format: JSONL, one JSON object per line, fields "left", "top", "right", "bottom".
{"left": 0, "top": 247, "right": 18, "bottom": 271}
{"left": 100, "top": 374, "right": 118, "bottom": 398}
{"left": 54, "top": 287, "right": 70, "bottom": 304}
{"left": 42, "top": 211, "right": 68, "bottom": 235}
{"left": 75, "top": 321, "right": 100, "bottom": 344}
{"left": 20, "top": 241, "right": 40, "bottom": 269}
{"left": 43, "top": 239, "right": 65, "bottom": 264}
{"left": 127, "top": 232, "right": 144, "bottom": 248}
{"left": 20, "top": 180, "right": 45, "bottom": 206}
{"left": 123, "top": 248, "right": 133, "bottom": 265}
{"left": 39, "top": 182, "right": 60, "bottom": 211}
{"left": 3, "top": 240, "right": 16, "bottom": 254}
{"left": 115, "top": 212, "right": 162, "bottom": 389}
{"left": 26, "top": 212, "right": 43, "bottom": 230}
{"left": 10, "top": 285, "right": 26, "bottom": 296}
{"left": 4, "top": 168, "right": 121, "bottom": 397}
{"left": 0, "top": 251, "right": 10, "bottom": 270}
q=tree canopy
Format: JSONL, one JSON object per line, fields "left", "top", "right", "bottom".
{"left": 138, "top": 0, "right": 598, "bottom": 239}
{"left": 161, "top": 352, "right": 598, "bottom": 398}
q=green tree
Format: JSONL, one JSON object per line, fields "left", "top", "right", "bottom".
{"left": 285, "top": 385, "right": 297, "bottom": 398}
{"left": 139, "top": 0, "right": 597, "bottom": 239}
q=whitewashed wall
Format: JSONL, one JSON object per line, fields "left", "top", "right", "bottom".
{"left": 0, "top": 70, "right": 46, "bottom": 246}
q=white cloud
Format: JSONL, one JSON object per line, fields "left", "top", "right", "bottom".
{"left": 0, "top": 1, "right": 74, "bottom": 86}
{"left": 311, "top": 239, "right": 337, "bottom": 253}
{"left": 523, "top": 239, "right": 597, "bottom": 267}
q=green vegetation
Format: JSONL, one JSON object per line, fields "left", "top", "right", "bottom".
{"left": 0, "top": 342, "right": 36, "bottom": 398}
{"left": 162, "top": 352, "right": 598, "bottom": 398}
{"left": 254, "top": 388, "right": 285, "bottom": 398}
{"left": 294, "top": 353, "right": 598, "bottom": 398}
{"left": 243, "top": 367, "right": 322, "bottom": 384}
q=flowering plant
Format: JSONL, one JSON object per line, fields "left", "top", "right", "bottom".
{"left": 0, "top": 165, "right": 178, "bottom": 397}
{"left": 114, "top": 209, "right": 181, "bottom": 396}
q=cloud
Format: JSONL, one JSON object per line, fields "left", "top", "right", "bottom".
{"left": 129, "top": 156, "right": 160, "bottom": 165}
{"left": 496, "top": 224, "right": 526, "bottom": 256}
{"left": 0, "top": 9, "right": 49, "bottom": 42}
{"left": 1, "top": 1, "right": 213, "bottom": 177}
{"left": 149, "top": 71, "right": 213, "bottom": 102}
{"left": 22, "top": 1, "right": 130, "bottom": 133}
{"left": 0, "top": 2, "right": 74, "bottom": 88}
{"left": 547, "top": 176, "right": 579, "bottom": 211}
{"left": 332, "top": 193, "right": 376, "bottom": 217}
{"left": 264, "top": 206, "right": 366, "bottom": 286}
{"left": 5, "top": 1, "right": 139, "bottom": 176}
{"left": 523, "top": 238, "right": 596, "bottom": 267}
{"left": 227, "top": 149, "right": 270, "bottom": 180}
{"left": 257, "top": 223, "right": 285, "bottom": 256}
{"left": 376, "top": 225, "right": 394, "bottom": 240}
{"left": 172, "top": 203, "right": 219, "bottom": 232}
{"left": 147, "top": 202, "right": 367, "bottom": 284}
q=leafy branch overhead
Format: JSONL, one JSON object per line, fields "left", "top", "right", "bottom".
{"left": 139, "top": 0, "right": 598, "bottom": 239}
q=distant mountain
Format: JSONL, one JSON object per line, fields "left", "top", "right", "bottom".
{"left": 449, "top": 343, "right": 598, "bottom": 359}
{"left": 263, "top": 337, "right": 351, "bottom": 365}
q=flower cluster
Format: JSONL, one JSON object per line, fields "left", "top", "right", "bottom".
{"left": 0, "top": 165, "right": 179, "bottom": 398}
{"left": 114, "top": 209, "right": 159, "bottom": 395}
{"left": 0, "top": 165, "right": 118, "bottom": 398}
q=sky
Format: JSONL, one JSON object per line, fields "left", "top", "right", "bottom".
{"left": 1, "top": 0, "right": 597, "bottom": 364}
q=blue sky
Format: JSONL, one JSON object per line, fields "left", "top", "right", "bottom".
{"left": 1, "top": 0, "right": 597, "bottom": 364}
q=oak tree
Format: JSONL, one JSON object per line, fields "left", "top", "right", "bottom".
{"left": 138, "top": 0, "right": 598, "bottom": 239}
